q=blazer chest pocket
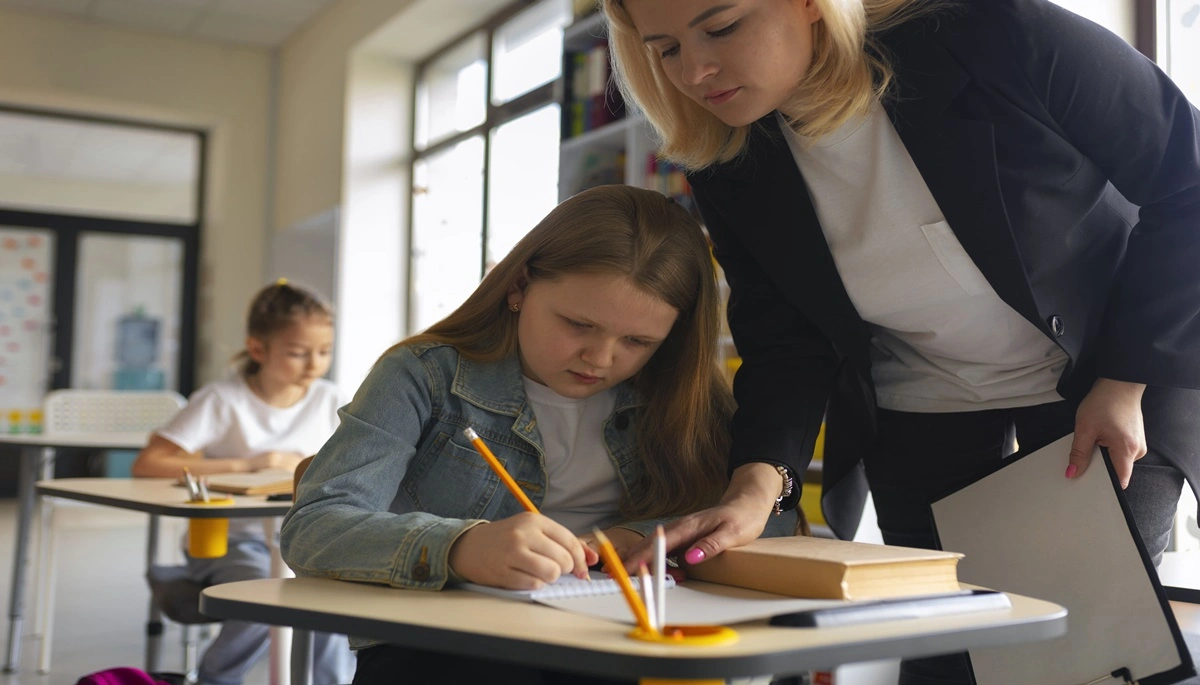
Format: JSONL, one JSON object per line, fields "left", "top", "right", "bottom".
{"left": 920, "top": 221, "right": 993, "bottom": 297}
{"left": 404, "top": 432, "right": 498, "bottom": 519}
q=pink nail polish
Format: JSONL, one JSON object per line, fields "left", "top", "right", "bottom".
{"left": 684, "top": 548, "right": 706, "bottom": 564}
{"left": 1065, "top": 464, "right": 1078, "bottom": 479}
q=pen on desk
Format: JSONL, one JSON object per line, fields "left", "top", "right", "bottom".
{"left": 593, "top": 528, "right": 656, "bottom": 635}
{"left": 639, "top": 563, "right": 658, "bottom": 632}
{"left": 463, "top": 427, "right": 538, "bottom": 513}
{"left": 654, "top": 524, "right": 666, "bottom": 630}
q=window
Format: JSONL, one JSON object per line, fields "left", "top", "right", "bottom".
{"left": 1159, "top": 0, "right": 1200, "bottom": 104}
{"left": 409, "top": 0, "right": 570, "bottom": 333}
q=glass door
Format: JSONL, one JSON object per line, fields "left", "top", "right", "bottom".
{"left": 71, "top": 233, "right": 185, "bottom": 391}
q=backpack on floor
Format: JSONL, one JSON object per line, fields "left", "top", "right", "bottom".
{"left": 76, "top": 667, "right": 185, "bottom": 685}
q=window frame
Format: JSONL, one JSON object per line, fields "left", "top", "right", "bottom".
{"left": 407, "top": 0, "right": 565, "bottom": 333}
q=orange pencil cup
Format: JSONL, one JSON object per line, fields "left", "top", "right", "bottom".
{"left": 186, "top": 497, "right": 235, "bottom": 558}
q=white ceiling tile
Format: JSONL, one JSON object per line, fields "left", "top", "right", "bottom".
{"left": 192, "top": 10, "right": 296, "bottom": 46}
{"left": 0, "top": 0, "right": 92, "bottom": 14}
{"left": 91, "top": 0, "right": 207, "bottom": 32}
{"left": 211, "top": 0, "right": 312, "bottom": 23}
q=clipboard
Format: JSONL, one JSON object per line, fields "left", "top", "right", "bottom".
{"left": 930, "top": 434, "right": 1194, "bottom": 685}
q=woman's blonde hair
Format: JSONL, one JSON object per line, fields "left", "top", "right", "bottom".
{"left": 604, "top": 0, "right": 944, "bottom": 170}
{"left": 393, "top": 185, "right": 733, "bottom": 519}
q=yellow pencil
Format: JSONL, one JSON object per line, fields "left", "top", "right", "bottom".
{"left": 593, "top": 529, "right": 657, "bottom": 635}
{"left": 463, "top": 427, "right": 538, "bottom": 513}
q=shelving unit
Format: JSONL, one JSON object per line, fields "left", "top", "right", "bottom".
{"left": 557, "top": 11, "right": 657, "bottom": 202}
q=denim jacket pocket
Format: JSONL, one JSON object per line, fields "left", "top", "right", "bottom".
{"left": 403, "top": 430, "right": 498, "bottom": 519}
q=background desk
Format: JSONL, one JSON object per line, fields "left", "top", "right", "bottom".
{"left": 0, "top": 431, "right": 148, "bottom": 673}
{"left": 202, "top": 577, "right": 1066, "bottom": 684}
{"left": 34, "top": 478, "right": 292, "bottom": 681}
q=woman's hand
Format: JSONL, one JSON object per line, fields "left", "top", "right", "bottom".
{"left": 623, "top": 463, "right": 781, "bottom": 569}
{"left": 579, "top": 527, "right": 645, "bottom": 565}
{"left": 1067, "top": 378, "right": 1147, "bottom": 488}
{"left": 448, "top": 512, "right": 599, "bottom": 589}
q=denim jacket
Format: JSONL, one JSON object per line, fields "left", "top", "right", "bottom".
{"left": 281, "top": 342, "right": 796, "bottom": 644}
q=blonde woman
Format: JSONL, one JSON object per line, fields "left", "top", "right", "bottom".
{"left": 607, "top": 1, "right": 1200, "bottom": 682}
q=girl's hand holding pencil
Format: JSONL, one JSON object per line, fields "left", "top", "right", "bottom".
{"left": 447, "top": 512, "right": 597, "bottom": 589}
{"left": 452, "top": 427, "right": 598, "bottom": 589}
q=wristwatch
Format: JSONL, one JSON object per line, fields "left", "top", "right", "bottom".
{"left": 772, "top": 464, "right": 795, "bottom": 515}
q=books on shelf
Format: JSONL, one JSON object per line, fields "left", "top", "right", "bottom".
{"left": 562, "top": 39, "right": 625, "bottom": 140}
{"left": 685, "top": 535, "right": 963, "bottom": 600}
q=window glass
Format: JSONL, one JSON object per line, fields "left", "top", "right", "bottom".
{"left": 411, "top": 137, "right": 485, "bottom": 331}
{"left": 1162, "top": 0, "right": 1200, "bottom": 104}
{"left": 415, "top": 33, "right": 488, "bottom": 150}
{"left": 492, "top": 0, "right": 571, "bottom": 104}
{"left": 0, "top": 110, "right": 200, "bottom": 224}
{"left": 486, "top": 105, "right": 561, "bottom": 271}
{"left": 72, "top": 233, "right": 184, "bottom": 391}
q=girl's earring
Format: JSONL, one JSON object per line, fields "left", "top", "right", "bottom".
{"left": 509, "top": 303, "right": 520, "bottom": 312}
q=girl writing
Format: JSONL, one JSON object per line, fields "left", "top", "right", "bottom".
{"left": 281, "top": 185, "right": 792, "bottom": 684}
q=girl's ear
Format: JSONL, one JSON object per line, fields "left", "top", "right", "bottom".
{"left": 507, "top": 271, "right": 530, "bottom": 310}
{"left": 245, "top": 336, "right": 267, "bottom": 364}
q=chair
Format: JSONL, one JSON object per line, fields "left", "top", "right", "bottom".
{"left": 32, "top": 390, "right": 186, "bottom": 674}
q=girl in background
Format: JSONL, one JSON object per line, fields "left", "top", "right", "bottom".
{"left": 134, "top": 281, "right": 352, "bottom": 685}
{"left": 282, "top": 185, "right": 795, "bottom": 685}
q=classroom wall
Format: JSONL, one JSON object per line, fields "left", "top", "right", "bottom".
{"left": 0, "top": 8, "right": 272, "bottom": 386}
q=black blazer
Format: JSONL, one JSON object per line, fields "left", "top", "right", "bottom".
{"left": 687, "top": 0, "right": 1200, "bottom": 539}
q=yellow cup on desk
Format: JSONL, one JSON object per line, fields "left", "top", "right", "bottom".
{"left": 187, "top": 497, "right": 235, "bottom": 558}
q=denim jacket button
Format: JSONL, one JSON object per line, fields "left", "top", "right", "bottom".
{"left": 615, "top": 414, "right": 629, "bottom": 430}
{"left": 412, "top": 562, "right": 431, "bottom": 581}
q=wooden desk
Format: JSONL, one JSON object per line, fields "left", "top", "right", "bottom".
{"left": 202, "top": 577, "right": 1066, "bottom": 683}
{"left": 0, "top": 431, "right": 149, "bottom": 673}
{"left": 35, "top": 478, "right": 293, "bottom": 682}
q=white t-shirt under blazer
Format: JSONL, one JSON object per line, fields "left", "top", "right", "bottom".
{"left": 777, "top": 107, "right": 1068, "bottom": 413}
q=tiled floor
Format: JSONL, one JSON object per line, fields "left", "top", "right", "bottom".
{"left": 0, "top": 499, "right": 270, "bottom": 685}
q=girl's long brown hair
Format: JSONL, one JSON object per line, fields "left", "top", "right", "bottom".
{"left": 392, "top": 185, "right": 733, "bottom": 519}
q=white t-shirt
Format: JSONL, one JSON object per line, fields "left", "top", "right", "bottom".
{"left": 522, "top": 377, "right": 623, "bottom": 534}
{"left": 158, "top": 375, "right": 343, "bottom": 540}
{"left": 778, "top": 108, "right": 1067, "bottom": 412}
{"left": 158, "top": 376, "right": 342, "bottom": 460}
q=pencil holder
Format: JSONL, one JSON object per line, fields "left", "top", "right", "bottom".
{"left": 629, "top": 624, "right": 739, "bottom": 647}
{"left": 186, "top": 497, "right": 235, "bottom": 558}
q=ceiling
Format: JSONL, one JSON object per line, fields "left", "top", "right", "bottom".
{"left": 0, "top": 0, "right": 343, "bottom": 47}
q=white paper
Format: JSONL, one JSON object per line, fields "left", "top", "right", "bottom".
{"left": 931, "top": 434, "right": 1182, "bottom": 684}
{"left": 538, "top": 582, "right": 845, "bottom": 625}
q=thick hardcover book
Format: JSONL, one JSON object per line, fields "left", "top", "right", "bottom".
{"left": 684, "top": 535, "right": 962, "bottom": 600}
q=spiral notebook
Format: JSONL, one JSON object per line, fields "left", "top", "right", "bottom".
{"left": 460, "top": 570, "right": 675, "bottom": 602}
